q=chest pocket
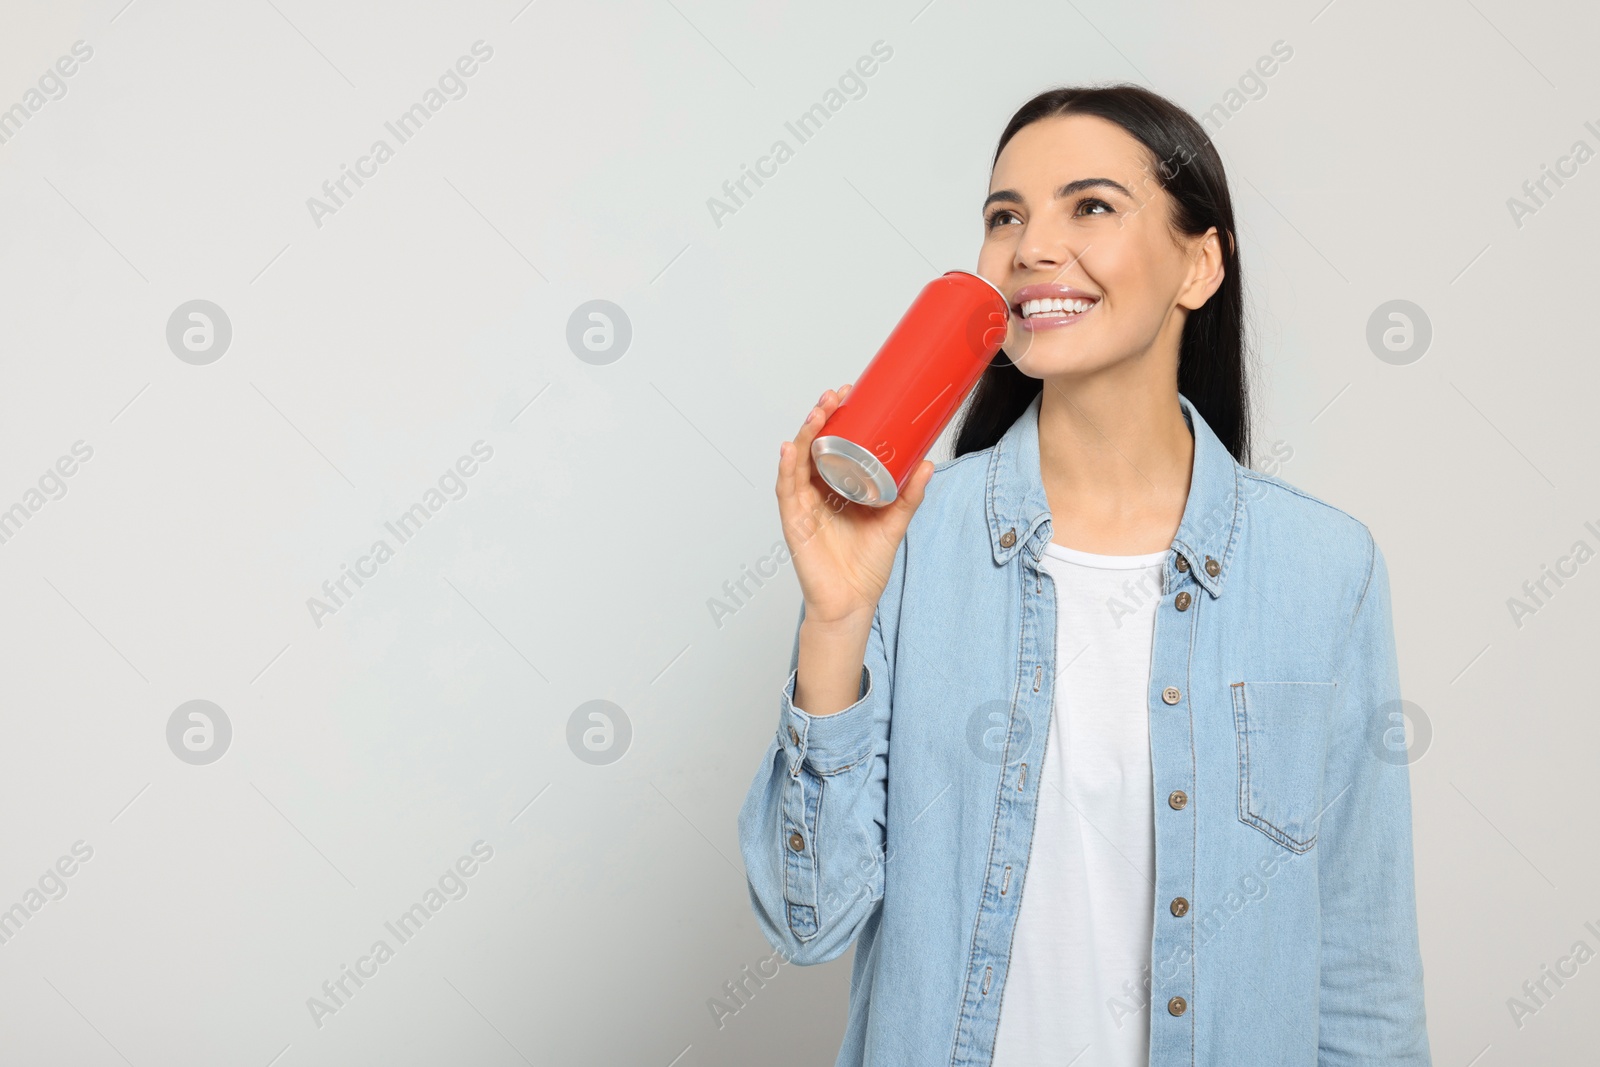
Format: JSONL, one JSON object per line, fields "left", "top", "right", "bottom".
{"left": 1230, "top": 680, "right": 1338, "bottom": 853}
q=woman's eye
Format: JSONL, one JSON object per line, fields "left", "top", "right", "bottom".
{"left": 986, "top": 199, "right": 1113, "bottom": 230}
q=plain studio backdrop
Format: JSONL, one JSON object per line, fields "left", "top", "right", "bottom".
{"left": 0, "top": 0, "right": 1595, "bottom": 1063}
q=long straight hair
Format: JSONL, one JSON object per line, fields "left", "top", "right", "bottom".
{"left": 951, "top": 84, "right": 1252, "bottom": 465}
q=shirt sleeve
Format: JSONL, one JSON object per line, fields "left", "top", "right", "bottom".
{"left": 1317, "top": 533, "right": 1433, "bottom": 1065}
{"left": 737, "top": 564, "right": 900, "bottom": 967}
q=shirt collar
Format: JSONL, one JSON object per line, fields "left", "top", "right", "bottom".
{"left": 984, "top": 389, "right": 1242, "bottom": 598}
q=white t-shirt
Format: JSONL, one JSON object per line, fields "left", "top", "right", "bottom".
{"left": 992, "top": 540, "right": 1166, "bottom": 1067}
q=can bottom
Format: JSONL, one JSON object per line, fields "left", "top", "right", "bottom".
{"left": 811, "top": 436, "right": 898, "bottom": 507}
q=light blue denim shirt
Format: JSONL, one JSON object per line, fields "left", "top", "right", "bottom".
{"left": 738, "top": 391, "right": 1430, "bottom": 1066}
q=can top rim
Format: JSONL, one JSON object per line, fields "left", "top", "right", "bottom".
{"left": 941, "top": 270, "right": 1012, "bottom": 322}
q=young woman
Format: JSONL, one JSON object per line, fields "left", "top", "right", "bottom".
{"left": 739, "top": 84, "right": 1430, "bottom": 1067}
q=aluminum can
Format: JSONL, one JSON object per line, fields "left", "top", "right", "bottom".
{"left": 812, "top": 270, "right": 1011, "bottom": 506}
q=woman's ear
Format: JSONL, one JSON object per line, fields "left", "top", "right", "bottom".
{"left": 1178, "top": 227, "right": 1226, "bottom": 311}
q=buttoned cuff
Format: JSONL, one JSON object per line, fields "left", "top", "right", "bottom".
{"left": 778, "top": 664, "right": 876, "bottom": 775}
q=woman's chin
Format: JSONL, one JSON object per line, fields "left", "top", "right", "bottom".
{"left": 1003, "top": 344, "right": 1113, "bottom": 380}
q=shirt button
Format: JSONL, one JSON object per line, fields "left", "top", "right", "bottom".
{"left": 1170, "top": 896, "right": 1190, "bottom": 917}
{"left": 1000, "top": 528, "right": 1017, "bottom": 548}
{"left": 1168, "top": 789, "right": 1188, "bottom": 809}
{"left": 788, "top": 724, "right": 800, "bottom": 745}
{"left": 1204, "top": 556, "right": 1220, "bottom": 577}
{"left": 1175, "top": 555, "right": 1189, "bottom": 573}
{"left": 1168, "top": 995, "right": 1188, "bottom": 1016}
{"left": 1162, "top": 686, "right": 1181, "bottom": 705}
{"left": 1174, "top": 591, "right": 1191, "bottom": 612}
{"left": 788, "top": 831, "right": 806, "bottom": 852}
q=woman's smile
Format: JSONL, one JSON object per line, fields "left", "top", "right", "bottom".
{"left": 1009, "top": 282, "right": 1101, "bottom": 332}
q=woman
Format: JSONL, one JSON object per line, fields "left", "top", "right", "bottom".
{"left": 738, "top": 84, "right": 1430, "bottom": 1067}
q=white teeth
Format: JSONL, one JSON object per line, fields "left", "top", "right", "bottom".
{"left": 1021, "top": 296, "right": 1096, "bottom": 318}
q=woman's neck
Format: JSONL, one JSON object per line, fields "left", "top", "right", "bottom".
{"left": 1036, "top": 372, "right": 1194, "bottom": 555}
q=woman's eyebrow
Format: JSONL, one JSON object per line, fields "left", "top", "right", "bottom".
{"left": 982, "top": 177, "right": 1133, "bottom": 211}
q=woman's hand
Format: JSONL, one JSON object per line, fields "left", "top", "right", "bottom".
{"left": 777, "top": 382, "right": 935, "bottom": 632}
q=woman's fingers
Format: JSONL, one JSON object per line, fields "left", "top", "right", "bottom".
{"left": 780, "top": 382, "right": 857, "bottom": 516}
{"left": 777, "top": 441, "right": 824, "bottom": 547}
{"left": 784, "top": 390, "right": 835, "bottom": 510}
{"left": 776, "top": 437, "right": 796, "bottom": 504}
{"left": 790, "top": 410, "right": 824, "bottom": 506}
{"left": 794, "top": 400, "right": 824, "bottom": 450}
{"left": 795, "top": 388, "right": 850, "bottom": 473}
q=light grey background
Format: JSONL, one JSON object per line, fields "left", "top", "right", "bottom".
{"left": 0, "top": 0, "right": 1594, "bottom": 1063}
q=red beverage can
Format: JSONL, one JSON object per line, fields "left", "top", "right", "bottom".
{"left": 812, "top": 270, "right": 1011, "bottom": 506}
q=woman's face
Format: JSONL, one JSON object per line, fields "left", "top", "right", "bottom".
{"left": 976, "top": 113, "right": 1222, "bottom": 380}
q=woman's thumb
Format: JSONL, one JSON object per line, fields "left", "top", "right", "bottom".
{"left": 893, "top": 459, "right": 936, "bottom": 515}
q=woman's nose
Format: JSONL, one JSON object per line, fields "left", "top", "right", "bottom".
{"left": 1016, "top": 224, "right": 1086, "bottom": 274}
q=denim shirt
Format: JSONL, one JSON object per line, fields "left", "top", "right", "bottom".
{"left": 738, "top": 391, "right": 1431, "bottom": 1066}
